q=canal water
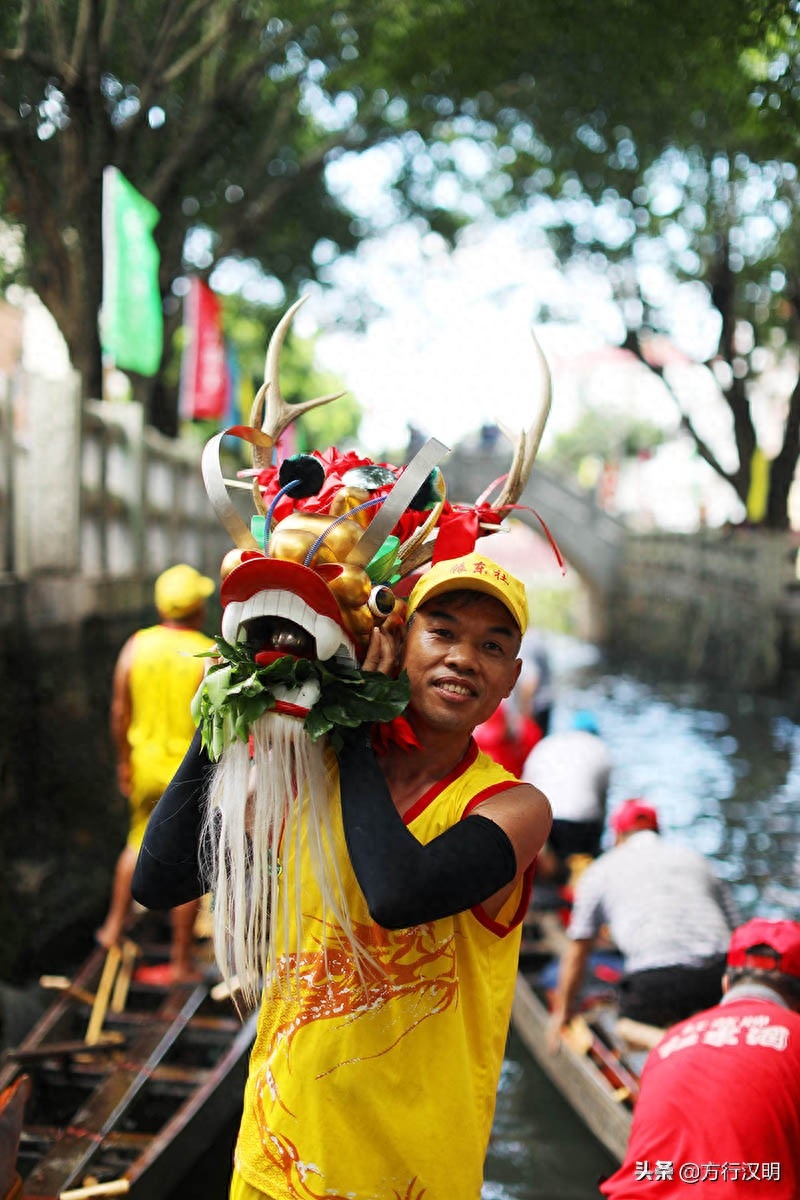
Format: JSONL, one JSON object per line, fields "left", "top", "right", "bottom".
{"left": 480, "top": 634, "right": 800, "bottom": 1199}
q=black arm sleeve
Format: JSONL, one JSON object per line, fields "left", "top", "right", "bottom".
{"left": 131, "top": 727, "right": 214, "bottom": 910}
{"left": 337, "top": 729, "right": 518, "bottom": 929}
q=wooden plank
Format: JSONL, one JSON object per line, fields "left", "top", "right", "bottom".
{"left": 0, "top": 950, "right": 109, "bottom": 1088}
{"left": 6, "top": 1036, "right": 125, "bottom": 1063}
{"left": 110, "top": 943, "right": 138, "bottom": 1015}
{"left": 568, "top": 1015, "right": 641, "bottom": 1102}
{"left": 21, "top": 1062, "right": 210, "bottom": 1092}
{"left": 19, "top": 1129, "right": 153, "bottom": 1155}
{"left": 85, "top": 949, "right": 122, "bottom": 1046}
{"left": 21, "top": 984, "right": 207, "bottom": 1199}
{"left": 59, "top": 1181, "right": 130, "bottom": 1199}
{"left": 123, "top": 1009, "right": 257, "bottom": 1198}
{"left": 38, "top": 979, "right": 96, "bottom": 1010}
{"left": 5, "top": 909, "right": 257, "bottom": 1200}
{"left": 512, "top": 972, "right": 632, "bottom": 1163}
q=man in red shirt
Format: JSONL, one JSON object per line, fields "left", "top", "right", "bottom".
{"left": 600, "top": 918, "right": 800, "bottom": 1198}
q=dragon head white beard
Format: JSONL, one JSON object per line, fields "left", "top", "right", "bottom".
{"left": 200, "top": 712, "right": 370, "bottom": 1008}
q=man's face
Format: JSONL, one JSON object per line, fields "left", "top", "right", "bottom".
{"left": 401, "top": 592, "right": 522, "bottom": 736}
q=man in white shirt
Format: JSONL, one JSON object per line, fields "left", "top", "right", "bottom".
{"left": 521, "top": 710, "right": 611, "bottom": 860}
{"left": 548, "top": 798, "right": 740, "bottom": 1043}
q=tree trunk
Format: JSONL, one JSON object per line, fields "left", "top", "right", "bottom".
{"left": 765, "top": 370, "right": 800, "bottom": 529}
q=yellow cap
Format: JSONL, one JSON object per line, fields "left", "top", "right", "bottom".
{"left": 154, "top": 564, "right": 215, "bottom": 620}
{"left": 406, "top": 552, "right": 528, "bottom": 635}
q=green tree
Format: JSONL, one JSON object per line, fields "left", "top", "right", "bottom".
{"left": 0, "top": 0, "right": 457, "bottom": 432}
{"left": 379, "top": 1, "right": 799, "bottom": 526}
{"left": 3, "top": 0, "right": 799, "bottom": 531}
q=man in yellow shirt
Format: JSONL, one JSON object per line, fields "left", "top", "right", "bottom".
{"left": 97, "top": 563, "right": 215, "bottom": 981}
{"left": 134, "top": 552, "right": 552, "bottom": 1198}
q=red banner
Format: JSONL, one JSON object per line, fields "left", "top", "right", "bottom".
{"left": 179, "top": 278, "right": 228, "bottom": 420}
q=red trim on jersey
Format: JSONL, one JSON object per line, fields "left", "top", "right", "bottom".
{"left": 402, "top": 739, "right": 481, "bottom": 826}
{"left": 461, "top": 776, "right": 534, "bottom": 938}
{"left": 461, "top": 779, "right": 519, "bottom": 816}
{"left": 472, "top": 861, "right": 535, "bottom": 937}
{"left": 401, "top": 747, "right": 533, "bottom": 937}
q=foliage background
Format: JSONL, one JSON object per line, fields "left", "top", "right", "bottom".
{"left": 2, "top": 1, "right": 800, "bottom": 521}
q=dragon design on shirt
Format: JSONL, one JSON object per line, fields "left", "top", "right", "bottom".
{"left": 252, "top": 919, "right": 457, "bottom": 1200}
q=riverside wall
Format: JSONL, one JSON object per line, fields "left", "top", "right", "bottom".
{"left": 606, "top": 527, "right": 800, "bottom": 696}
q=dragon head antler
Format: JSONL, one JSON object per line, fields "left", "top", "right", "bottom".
{"left": 491, "top": 328, "right": 552, "bottom": 511}
{"left": 199, "top": 306, "right": 553, "bottom": 676}
{"left": 250, "top": 296, "right": 345, "bottom": 473}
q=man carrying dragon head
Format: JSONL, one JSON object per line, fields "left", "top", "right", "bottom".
{"left": 133, "top": 298, "right": 553, "bottom": 1200}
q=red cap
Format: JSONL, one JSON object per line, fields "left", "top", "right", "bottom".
{"left": 610, "top": 798, "right": 660, "bottom": 836}
{"left": 727, "top": 919, "right": 800, "bottom": 980}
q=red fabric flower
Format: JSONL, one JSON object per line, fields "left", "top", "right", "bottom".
{"left": 371, "top": 714, "right": 422, "bottom": 755}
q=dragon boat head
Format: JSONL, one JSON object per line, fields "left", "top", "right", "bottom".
{"left": 199, "top": 296, "right": 552, "bottom": 739}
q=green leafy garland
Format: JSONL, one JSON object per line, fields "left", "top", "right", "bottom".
{"left": 192, "top": 637, "right": 410, "bottom": 760}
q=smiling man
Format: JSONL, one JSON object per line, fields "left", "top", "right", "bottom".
{"left": 341, "top": 552, "right": 553, "bottom": 929}
{"left": 133, "top": 550, "right": 552, "bottom": 1200}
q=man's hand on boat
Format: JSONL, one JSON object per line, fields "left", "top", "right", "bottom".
{"left": 547, "top": 1006, "right": 570, "bottom": 1054}
{"left": 547, "top": 938, "right": 591, "bottom": 1052}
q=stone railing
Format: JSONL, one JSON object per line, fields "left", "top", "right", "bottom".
{"left": 1, "top": 370, "right": 230, "bottom": 627}
{"left": 0, "top": 371, "right": 234, "bottom": 974}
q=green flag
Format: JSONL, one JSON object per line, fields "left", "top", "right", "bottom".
{"left": 100, "top": 167, "right": 163, "bottom": 376}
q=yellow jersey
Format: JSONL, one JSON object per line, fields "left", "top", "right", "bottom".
{"left": 235, "top": 740, "right": 532, "bottom": 1200}
{"left": 126, "top": 623, "right": 213, "bottom": 847}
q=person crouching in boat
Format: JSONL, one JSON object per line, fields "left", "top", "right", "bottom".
{"left": 599, "top": 918, "right": 800, "bottom": 1199}
{"left": 548, "top": 798, "right": 740, "bottom": 1050}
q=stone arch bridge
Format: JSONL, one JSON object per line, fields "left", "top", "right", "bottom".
{"left": 445, "top": 443, "right": 624, "bottom": 609}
